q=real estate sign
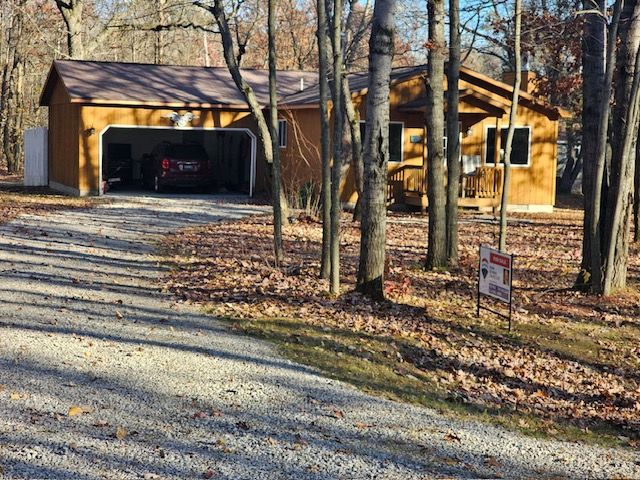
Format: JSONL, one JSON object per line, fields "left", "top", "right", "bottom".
{"left": 478, "top": 245, "right": 513, "bottom": 303}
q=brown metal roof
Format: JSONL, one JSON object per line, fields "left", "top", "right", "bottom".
{"left": 40, "top": 60, "right": 319, "bottom": 108}
{"left": 282, "top": 65, "right": 428, "bottom": 106}
{"left": 282, "top": 63, "right": 566, "bottom": 120}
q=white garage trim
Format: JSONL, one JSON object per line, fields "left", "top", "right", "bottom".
{"left": 98, "top": 125, "right": 257, "bottom": 197}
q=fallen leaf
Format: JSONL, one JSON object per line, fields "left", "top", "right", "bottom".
{"left": 203, "top": 470, "right": 216, "bottom": 479}
{"left": 115, "top": 426, "right": 128, "bottom": 440}
{"left": 444, "top": 432, "right": 461, "bottom": 442}
{"left": 68, "top": 405, "right": 94, "bottom": 417}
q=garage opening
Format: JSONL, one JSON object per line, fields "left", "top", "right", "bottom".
{"left": 100, "top": 126, "right": 256, "bottom": 195}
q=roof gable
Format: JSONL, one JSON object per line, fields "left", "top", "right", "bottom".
{"left": 282, "top": 64, "right": 567, "bottom": 120}
{"left": 40, "top": 60, "right": 317, "bottom": 109}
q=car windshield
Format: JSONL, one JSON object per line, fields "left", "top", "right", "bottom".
{"left": 168, "top": 145, "right": 206, "bottom": 159}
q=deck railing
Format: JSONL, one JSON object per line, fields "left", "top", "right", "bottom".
{"left": 387, "top": 165, "right": 424, "bottom": 203}
{"left": 387, "top": 165, "right": 502, "bottom": 203}
{"left": 461, "top": 167, "right": 503, "bottom": 199}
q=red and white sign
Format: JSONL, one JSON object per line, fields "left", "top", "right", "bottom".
{"left": 479, "top": 244, "right": 512, "bottom": 303}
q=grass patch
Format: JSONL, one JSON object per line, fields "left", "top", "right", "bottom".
{"left": 211, "top": 309, "right": 628, "bottom": 448}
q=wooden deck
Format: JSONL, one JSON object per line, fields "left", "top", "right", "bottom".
{"left": 388, "top": 165, "right": 503, "bottom": 210}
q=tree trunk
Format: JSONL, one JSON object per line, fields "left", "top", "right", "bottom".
{"left": 559, "top": 124, "right": 582, "bottom": 194}
{"left": 498, "top": 0, "right": 522, "bottom": 252}
{"left": 634, "top": 138, "right": 640, "bottom": 241}
{"left": 210, "top": 0, "right": 289, "bottom": 262}
{"left": 55, "top": 0, "right": 85, "bottom": 59}
{"left": 559, "top": 155, "right": 583, "bottom": 194}
{"left": 317, "top": 0, "right": 332, "bottom": 279}
{"left": 342, "top": 74, "right": 364, "bottom": 221}
{"left": 3, "top": 60, "right": 24, "bottom": 174}
{"left": 268, "top": 0, "right": 285, "bottom": 264}
{"left": 0, "top": 0, "right": 26, "bottom": 174}
{"left": 426, "top": 0, "right": 447, "bottom": 269}
{"left": 600, "top": 0, "right": 640, "bottom": 294}
{"left": 446, "top": 0, "right": 461, "bottom": 266}
{"left": 155, "top": 0, "right": 167, "bottom": 64}
{"left": 589, "top": 0, "right": 624, "bottom": 293}
{"left": 356, "top": 0, "right": 397, "bottom": 299}
{"left": 577, "top": 0, "right": 606, "bottom": 287}
{"left": 330, "top": 0, "right": 344, "bottom": 295}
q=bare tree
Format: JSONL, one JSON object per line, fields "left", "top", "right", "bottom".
{"left": 0, "top": 0, "right": 26, "bottom": 174}
{"left": 446, "top": 0, "right": 461, "bottom": 265}
{"left": 269, "top": 0, "right": 285, "bottom": 263}
{"left": 201, "top": 0, "right": 289, "bottom": 263}
{"left": 635, "top": 138, "right": 640, "bottom": 241}
{"left": 53, "top": 0, "right": 117, "bottom": 59}
{"left": 498, "top": 0, "right": 522, "bottom": 252}
{"left": 357, "top": 0, "right": 398, "bottom": 299}
{"left": 589, "top": 0, "right": 623, "bottom": 293}
{"left": 155, "top": 0, "right": 167, "bottom": 63}
{"left": 342, "top": 74, "right": 364, "bottom": 221}
{"left": 342, "top": 0, "right": 372, "bottom": 221}
{"left": 53, "top": 0, "right": 86, "bottom": 58}
{"left": 598, "top": 0, "right": 640, "bottom": 294}
{"left": 577, "top": 0, "right": 606, "bottom": 287}
{"left": 426, "top": 0, "right": 447, "bottom": 269}
{"left": 329, "top": 0, "right": 344, "bottom": 295}
{"left": 317, "top": 0, "right": 332, "bottom": 279}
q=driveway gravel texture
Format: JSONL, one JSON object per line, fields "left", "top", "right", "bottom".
{"left": 0, "top": 193, "right": 639, "bottom": 480}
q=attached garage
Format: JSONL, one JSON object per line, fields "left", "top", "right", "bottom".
{"left": 39, "top": 60, "right": 317, "bottom": 196}
{"left": 100, "top": 126, "right": 255, "bottom": 194}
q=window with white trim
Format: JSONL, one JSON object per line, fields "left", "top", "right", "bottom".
{"left": 359, "top": 121, "right": 404, "bottom": 163}
{"left": 485, "top": 126, "right": 531, "bottom": 166}
{"left": 278, "top": 119, "right": 287, "bottom": 148}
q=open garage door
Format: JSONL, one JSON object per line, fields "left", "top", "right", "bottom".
{"left": 99, "top": 126, "right": 256, "bottom": 196}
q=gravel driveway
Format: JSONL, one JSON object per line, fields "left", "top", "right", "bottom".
{"left": 0, "top": 193, "right": 638, "bottom": 480}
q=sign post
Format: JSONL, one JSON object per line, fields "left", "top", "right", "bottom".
{"left": 477, "top": 244, "right": 514, "bottom": 330}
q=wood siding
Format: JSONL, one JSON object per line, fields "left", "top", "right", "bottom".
{"left": 48, "top": 80, "right": 79, "bottom": 191}
{"left": 279, "top": 108, "right": 322, "bottom": 196}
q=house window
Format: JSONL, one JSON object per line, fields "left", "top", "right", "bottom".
{"left": 443, "top": 124, "right": 463, "bottom": 164}
{"left": 359, "top": 121, "right": 404, "bottom": 163}
{"left": 278, "top": 119, "right": 287, "bottom": 148}
{"left": 485, "top": 126, "right": 531, "bottom": 166}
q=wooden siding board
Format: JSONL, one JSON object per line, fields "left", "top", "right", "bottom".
{"left": 48, "top": 103, "right": 79, "bottom": 191}
{"left": 279, "top": 108, "right": 322, "bottom": 195}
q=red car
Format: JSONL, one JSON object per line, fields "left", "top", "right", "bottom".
{"left": 142, "top": 142, "right": 214, "bottom": 192}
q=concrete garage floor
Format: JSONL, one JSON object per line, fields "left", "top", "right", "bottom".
{"left": 0, "top": 195, "right": 638, "bottom": 479}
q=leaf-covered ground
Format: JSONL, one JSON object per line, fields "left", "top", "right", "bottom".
{"left": 163, "top": 205, "right": 640, "bottom": 446}
{"left": 0, "top": 187, "right": 99, "bottom": 225}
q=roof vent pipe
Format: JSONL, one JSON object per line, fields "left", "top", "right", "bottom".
{"left": 300, "top": 78, "right": 304, "bottom": 91}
